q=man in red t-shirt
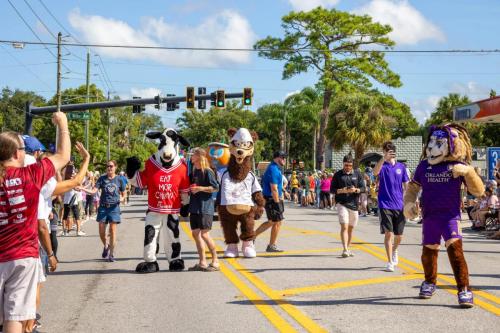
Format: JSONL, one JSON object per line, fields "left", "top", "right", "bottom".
{"left": 0, "top": 111, "right": 70, "bottom": 333}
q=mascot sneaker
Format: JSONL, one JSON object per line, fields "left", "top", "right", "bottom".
{"left": 224, "top": 244, "right": 239, "bottom": 258}
{"left": 242, "top": 240, "right": 256, "bottom": 258}
{"left": 458, "top": 289, "right": 474, "bottom": 308}
{"left": 419, "top": 281, "right": 436, "bottom": 299}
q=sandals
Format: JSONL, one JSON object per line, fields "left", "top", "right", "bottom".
{"left": 188, "top": 263, "right": 208, "bottom": 271}
{"left": 187, "top": 263, "right": 220, "bottom": 272}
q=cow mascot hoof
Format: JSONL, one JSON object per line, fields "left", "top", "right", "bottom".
{"left": 169, "top": 259, "right": 185, "bottom": 272}
{"left": 135, "top": 261, "right": 160, "bottom": 274}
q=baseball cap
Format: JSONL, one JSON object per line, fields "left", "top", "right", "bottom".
{"left": 22, "top": 135, "right": 46, "bottom": 154}
{"left": 273, "top": 150, "right": 287, "bottom": 159}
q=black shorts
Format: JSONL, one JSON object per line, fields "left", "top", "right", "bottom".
{"left": 189, "top": 213, "right": 214, "bottom": 230}
{"left": 379, "top": 209, "right": 406, "bottom": 235}
{"left": 63, "top": 204, "right": 80, "bottom": 220}
{"left": 264, "top": 197, "right": 284, "bottom": 222}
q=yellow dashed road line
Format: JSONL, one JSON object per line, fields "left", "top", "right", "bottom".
{"left": 283, "top": 225, "right": 500, "bottom": 316}
{"left": 180, "top": 222, "right": 298, "bottom": 332}
{"left": 279, "top": 274, "right": 422, "bottom": 296}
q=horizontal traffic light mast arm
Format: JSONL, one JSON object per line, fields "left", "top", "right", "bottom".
{"left": 29, "top": 93, "right": 244, "bottom": 115}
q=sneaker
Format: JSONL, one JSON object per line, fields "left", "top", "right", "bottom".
{"left": 107, "top": 254, "right": 116, "bottom": 262}
{"left": 392, "top": 250, "right": 399, "bottom": 266}
{"left": 77, "top": 231, "right": 86, "bottom": 236}
{"left": 386, "top": 262, "right": 395, "bottom": 272}
{"left": 266, "top": 244, "right": 284, "bottom": 253}
{"left": 102, "top": 245, "right": 110, "bottom": 259}
{"left": 419, "top": 281, "right": 436, "bottom": 299}
{"left": 348, "top": 250, "right": 355, "bottom": 257}
{"left": 458, "top": 289, "right": 474, "bottom": 308}
{"left": 341, "top": 250, "right": 350, "bottom": 258}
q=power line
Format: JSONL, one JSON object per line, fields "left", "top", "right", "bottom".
{"left": 1, "top": 39, "right": 500, "bottom": 54}
{"left": 6, "top": 1, "right": 76, "bottom": 74}
{"left": 0, "top": 43, "right": 52, "bottom": 89}
{"left": 34, "top": 0, "right": 115, "bottom": 92}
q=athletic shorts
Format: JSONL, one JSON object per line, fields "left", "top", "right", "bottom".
{"left": 336, "top": 204, "right": 358, "bottom": 226}
{"left": 265, "top": 197, "right": 284, "bottom": 222}
{"left": 63, "top": 204, "right": 80, "bottom": 220}
{"left": 0, "top": 257, "right": 39, "bottom": 322}
{"left": 379, "top": 209, "right": 406, "bottom": 235}
{"left": 189, "top": 213, "right": 213, "bottom": 230}
{"left": 422, "top": 218, "right": 462, "bottom": 245}
{"left": 96, "top": 204, "right": 121, "bottom": 224}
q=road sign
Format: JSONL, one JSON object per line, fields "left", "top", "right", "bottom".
{"left": 487, "top": 147, "right": 500, "bottom": 180}
{"left": 68, "top": 112, "right": 90, "bottom": 120}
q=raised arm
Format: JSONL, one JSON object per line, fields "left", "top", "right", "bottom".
{"left": 53, "top": 142, "right": 90, "bottom": 196}
{"left": 47, "top": 111, "right": 71, "bottom": 171}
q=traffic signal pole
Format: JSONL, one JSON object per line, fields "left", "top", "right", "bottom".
{"left": 24, "top": 92, "right": 244, "bottom": 134}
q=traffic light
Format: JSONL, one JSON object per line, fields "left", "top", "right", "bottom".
{"left": 243, "top": 87, "right": 252, "bottom": 106}
{"left": 166, "top": 94, "right": 175, "bottom": 111}
{"left": 216, "top": 90, "right": 225, "bottom": 109}
{"left": 154, "top": 95, "right": 161, "bottom": 110}
{"left": 198, "top": 87, "right": 206, "bottom": 109}
{"left": 132, "top": 96, "right": 145, "bottom": 114}
{"left": 186, "top": 87, "right": 195, "bottom": 109}
{"left": 210, "top": 92, "right": 216, "bottom": 107}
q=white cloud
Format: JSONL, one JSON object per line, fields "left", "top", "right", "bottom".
{"left": 353, "top": 0, "right": 445, "bottom": 45}
{"left": 68, "top": 9, "right": 257, "bottom": 67}
{"left": 409, "top": 95, "right": 440, "bottom": 124}
{"left": 288, "top": 0, "right": 341, "bottom": 12}
{"left": 447, "top": 81, "right": 491, "bottom": 99}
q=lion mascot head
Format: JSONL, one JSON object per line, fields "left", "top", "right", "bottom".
{"left": 422, "top": 123, "right": 473, "bottom": 165}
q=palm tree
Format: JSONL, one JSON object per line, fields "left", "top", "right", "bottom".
{"left": 284, "top": 87, "right": 321, "bottom": 168}
{"left": 326, "top": 91, "right": 394, "bottom": 166}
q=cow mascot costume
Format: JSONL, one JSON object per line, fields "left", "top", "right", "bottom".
{"left": 127, "top": 128, "right": 190, "bottom": 273}
{"left": 218, "top": 128, "right": 265, "bottom": 258}
{"left": 404, "top": 123, "right": 484, "bottom": 307}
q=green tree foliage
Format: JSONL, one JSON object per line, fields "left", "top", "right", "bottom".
{"left": 377, "top": 92, "right": 419, "bottom": 137}
{"left": 0, "top": 87, "right": 45, "bottom": 132}
{"left": 254, "top": 7, "right": 402, "bottom": 169}
{"left": 326, "top": 91, "right": 394, "bottom": 165}
{"left": 283, "top": 87, "right": 320, "bottom": 169}
{"left": 176, "top": 101, "right": 262, "bottom": 159}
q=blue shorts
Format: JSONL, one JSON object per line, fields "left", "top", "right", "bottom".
{"left": 96, "top": 204, "right": 121, "bottom": 224}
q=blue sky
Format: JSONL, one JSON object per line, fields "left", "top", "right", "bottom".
{"left": 1, "top": 0, "right": 499, "bottom": 128}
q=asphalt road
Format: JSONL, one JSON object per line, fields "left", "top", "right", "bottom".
{"left": 40, "top": 195, "right": 500, "bottom": 332}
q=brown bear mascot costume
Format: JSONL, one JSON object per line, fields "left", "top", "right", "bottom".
{"left": 403, "top": 123, "right": 484, "bottom": 307}
{"left": 218, "top": 128, "right": 265, "bottom": 258}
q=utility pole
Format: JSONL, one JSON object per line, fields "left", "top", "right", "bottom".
{"left": 55, "top": 32, "right": 62, "bottom": 145}
{"left": 313, "top": 127, "right": 317, "bottom": 170}
{"left": 107, "top": 91, "right": 111, "bottom": 161}
{"left": 85, "top": 49, "right": 90, "bottom": 150}
{"left": 56, "top": 32, "right": 62, "bottom": 112}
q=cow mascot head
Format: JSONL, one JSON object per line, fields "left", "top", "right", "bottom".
{"left": 403, "top": 123, "right": 484, "bottom": 308}
{"left": 126, "top": 128, "right": 191, "bottom": 273}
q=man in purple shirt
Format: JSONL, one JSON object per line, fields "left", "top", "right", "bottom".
{"left": 374, "top": 141, "right": 409, "bottom": 272}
